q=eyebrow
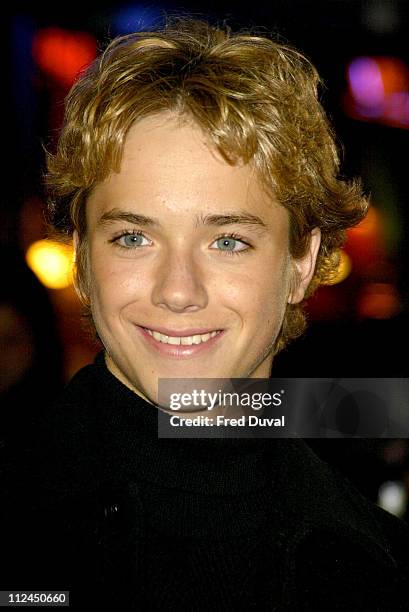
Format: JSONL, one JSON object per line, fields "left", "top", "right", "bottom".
{"left": 97, "top": 208, "right": 269, "bottom": 232}
{"left": 196, "top": 212, "right": 268, "bottom": 231}
{"left": 97, "top": 209, "right": 161, "bottom": 228}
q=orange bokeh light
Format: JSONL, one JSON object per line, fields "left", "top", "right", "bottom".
{"left": 344, "top": 206, "right": 386, "bottom": 274}
{"left": 357, "top": 283, "right": 400, "bottom": 319}
{"left": 32, "top": 27, "right": 97, "bottom": 87}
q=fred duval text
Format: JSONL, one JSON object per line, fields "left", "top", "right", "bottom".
{"left": 169, "top": 415, "right": 285, "bottom": 427}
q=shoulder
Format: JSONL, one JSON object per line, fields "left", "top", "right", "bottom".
{"left": 271, "top": 439, "right": 409, "bottom": 609}
{"left": 292, "top": 503, "right": 409, "bottom": 611}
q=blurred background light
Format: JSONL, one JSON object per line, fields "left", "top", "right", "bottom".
{"left": 357, "top": 282, "right": 400, "bottom": 319}
{"left": 26, "top": 240, "right": 74, "bottom": 290}
{"left": 345, "top": 56, "right": 409, "bottom": 129}
{"left": 385, "top": 92, "right": 409, "bottom": 125}
{"left": 32, "top": 28, "right": 97, "bottom": 87}
{"left": 377, "top": 480, "right": 408, "bottom": 518}
{"left": 344, "top": 206, "right": 386, "bottom": 274}
{"left": 348, "top": 57, "right": 384, "bottom": 116}
{"left": 111, "top": 5, "right": 163, "bottom": 35}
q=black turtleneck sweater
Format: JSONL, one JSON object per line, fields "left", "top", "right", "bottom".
{"left": 89, "top": 353, "right": 282, "bottom": 609}
{"left": 3, "top": 352, "right": 287, "bottom": 609}
{"left": 3, "top": 351, "right": 409, "bottom": 610}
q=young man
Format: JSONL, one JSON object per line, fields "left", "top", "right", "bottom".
{"left": 2, "top": 17, "right": 409, "bottom": 610}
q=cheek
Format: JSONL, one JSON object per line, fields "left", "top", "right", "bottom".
{"left": 250, "top": 284, "right": 288, "bottom": 337}
{"left": 89, "top": 249, "right": 147, "bottom": 312}
{"left": 217, "top": 258, "right": 290, "bottom": 334}
{"left": 240, "top": 253, "right": 290, "bottom": 313}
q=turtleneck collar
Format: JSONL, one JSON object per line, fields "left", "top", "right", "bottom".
{"left": 91, "top": 351, "right": 274, "bottom": 496}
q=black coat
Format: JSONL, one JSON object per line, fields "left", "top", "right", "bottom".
{"left": 2, "top": 353, "right": 409, "bottom": 610}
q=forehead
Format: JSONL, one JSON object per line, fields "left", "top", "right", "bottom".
{"left": 87, "top": 111, "right": 287, "bottom": 228}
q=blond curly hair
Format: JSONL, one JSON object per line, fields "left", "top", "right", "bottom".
{"left": 45, "top": 16, "right": 368, "bottom": 355}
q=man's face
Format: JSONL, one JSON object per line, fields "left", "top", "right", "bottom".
{"left": 82, "top": 112, "right": 319, "bottom": 405}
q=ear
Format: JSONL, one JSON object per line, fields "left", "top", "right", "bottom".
{"left": 288, "top": 227, "right": 321, "bottom": 304}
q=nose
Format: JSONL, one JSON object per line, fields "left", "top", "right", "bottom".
{"left": 151, "top": 248, "right": 209, "bottom": 313}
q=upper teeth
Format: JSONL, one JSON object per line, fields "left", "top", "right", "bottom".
{"left": 146, "top": 329, "right": 219, "bottom": 345}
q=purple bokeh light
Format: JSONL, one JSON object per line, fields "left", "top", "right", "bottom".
{"left": 348, "top": 57, "right": 385, "bottom": 117}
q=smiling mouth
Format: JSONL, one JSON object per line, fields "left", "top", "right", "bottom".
{"left": 142, "top": 328, "right": 222, "bottom": 346}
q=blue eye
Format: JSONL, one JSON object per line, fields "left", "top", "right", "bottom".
{"left": 122, "top": 233, "right": 145, "bottom": 247}
{"left": 112, "top": 231, "right": 150, "bottom": 249}
{"left": 218, "top": 238, "right": 238, "bottom": 251}
{"left": 212, "top": 235, "right": 249, "bottom": 255}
